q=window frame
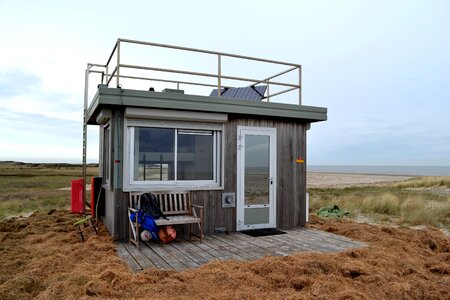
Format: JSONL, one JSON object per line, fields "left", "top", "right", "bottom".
{"left": 124, "top": 118, "right": 223, "bottom": 191}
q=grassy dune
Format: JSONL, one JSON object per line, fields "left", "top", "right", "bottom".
{"left": 0, "top": 162, "right": 98, "bottom": 219}
{"left": 1, "top": 162, "right": 449, "bottom": 230}
{"left": 309, "top": 176, "right": 450, "bottom": 229}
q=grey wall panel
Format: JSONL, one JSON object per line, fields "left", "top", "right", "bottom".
{"left": 102, "top": 189, "right": 116, "bottom": 236}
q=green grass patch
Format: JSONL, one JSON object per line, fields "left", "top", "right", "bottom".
{"left": 391, "top": 176, "right": 450, "bottom": 188}
{"left": 309, "top": 176, "right": 450, "bottom": 229}
{"left": 0, "top": 162, "right": 98, "bottom": 219}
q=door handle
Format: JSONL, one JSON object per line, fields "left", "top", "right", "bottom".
{"left": 267, "top": 177, "right": 273, "bottom": 185}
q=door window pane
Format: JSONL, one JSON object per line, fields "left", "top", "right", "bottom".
{"left": 244, "top": 135, "right": 269, "bottom": 205}
{"left": 134, "top": 127, "right": 175, "bottom": 181}
{"left": 244, "top": 207, "right": 270, "bottom": 225}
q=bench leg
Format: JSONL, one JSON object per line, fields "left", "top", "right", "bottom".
{"left": 129, "top": 220, "right": 140, "bottom": 249}
{"left": 198, "top": 220, "right": 203, "bottom": 242}
{"left": 188, "top": 222, "right": 203, "bottom": 242}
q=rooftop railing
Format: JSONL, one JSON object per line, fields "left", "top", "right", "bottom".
{"left": 85, "top": 38, "right": 302, "bottom": 106}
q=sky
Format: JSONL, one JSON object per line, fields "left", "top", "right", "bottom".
{"left": 0, "top": 0, "right": 449, "bottom": 166}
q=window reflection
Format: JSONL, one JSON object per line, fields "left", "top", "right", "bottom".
{"left": 134, "top": 128, "right": 175, "bottom": 181}
{"left": 133, "top": 127, "right": 214, "bottom": 182}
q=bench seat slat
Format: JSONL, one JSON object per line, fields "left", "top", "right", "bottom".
{"left": 155, "top": 215, "right": 201, "bottom": 226}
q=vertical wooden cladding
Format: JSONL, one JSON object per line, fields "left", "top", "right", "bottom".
{"left": 276, "top": 120, "right": 307, "bottom": 227}
{"left": 190, "top": 116, "right": 307, "bottom": 234}
{"left": 115, "top": 114, "right": 308, "bottom": 239}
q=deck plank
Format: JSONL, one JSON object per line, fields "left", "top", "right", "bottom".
{"left": 164, "top": 243, "right": 200, "bottom": 269}
{"left": 191, "top": 238, "right": 233, "bottom": 261}
{"left": 234, "top": 233, "right": 294, "bottom": 256}
{"left": 284, "top": 229, "right": 356, "bottom": 252}
{"left": 269, "top": 230, "right": 341, "bottom": 253}
{"left": 149, "top": 243, "right": 188, "bottom": 271}
{"left": 210, "top": 233, "right": 269, "bottom": 260}
{"left": 180, "top": 241, "right": 218, "bottom": 262}
{"left": 141, "top": 242, "right": 173, "bottom": 270}
{"left": 116, "top": 243, "right": 143, "bottom": 272}
{"left": 297, "top": 228, "right": 367, "bottom": 247}
{"left": 262, "top": 232, "right": 327, "bottom": 253}
{"left": 208, "top": 234, "right": 260, "bottom": 260}
{"left": 122, "top": 242, "right": 156, "bottom": 270}
{"left": 201, "top": 235, "right": 247, "bottom": 261}
{"left": 171, "top": 239, "right": 211, "bottom": 265}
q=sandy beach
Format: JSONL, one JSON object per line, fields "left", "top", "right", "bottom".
{"left": 307, "top": 172, "right": 415, "bottom": 188}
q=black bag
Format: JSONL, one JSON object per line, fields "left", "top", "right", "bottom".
{"left": 140, "top": 193, "right": 168, "bottom": 220}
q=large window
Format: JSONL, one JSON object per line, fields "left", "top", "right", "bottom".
{"left": 126, "top": 122, "right": 222, "bottom": 189}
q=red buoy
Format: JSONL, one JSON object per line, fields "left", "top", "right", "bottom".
{"left": 158, "top": 226, "right": 177, "bottom": 244}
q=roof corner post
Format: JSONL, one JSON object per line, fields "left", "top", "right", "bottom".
{"left": 298, "top": 65, "right": 302, "bottom": 105}
{"left": 217, "top": 54, "right": 222, "bottom": 97}
{"left": 105, "top": 64, "right": 109, "bottom": 85}
{"left": 116, "top": 40, "right": 121, "bottom": 88}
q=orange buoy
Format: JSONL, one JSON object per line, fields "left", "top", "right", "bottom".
{"left": 158, "top": 226, "right": 177, "bottom": 244}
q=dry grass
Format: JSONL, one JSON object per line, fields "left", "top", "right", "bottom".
{"left": 1, "top": 211, "right": 449, "bottom": 299}
{"left": 309, "top": 176, "right": 450, "bottom": 229}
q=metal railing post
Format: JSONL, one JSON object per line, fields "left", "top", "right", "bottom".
{"left": 218, "top": 54, "right": 221, "bottom": 97}
{"left": 298, "top": 65, "right": 302, "bottom": 105}
{"left": 116, "top": 41, "right": 120, "bottom": 88}
{"left": 105, "top": 65, "right": 109, "bottom": 85}
{"left": 267, "top": 80, "right": 270, "bottom": 102}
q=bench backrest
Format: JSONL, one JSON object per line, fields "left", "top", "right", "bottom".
{"left": 129, "top": 192, "right": 191, "bottom": 216}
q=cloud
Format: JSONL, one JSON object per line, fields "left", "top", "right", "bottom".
{"left": 0, "top": 69, "right": 41, "bottom": 97}
{"left": 308, "top": 118, "right": 450, "bottom": 166}
{"left": 0, "top": 69, "right": 82, "bottom": 122}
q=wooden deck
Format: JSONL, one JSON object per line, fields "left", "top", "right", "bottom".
{"left": 117, "top": 228, "right": 367, "bottom": 272}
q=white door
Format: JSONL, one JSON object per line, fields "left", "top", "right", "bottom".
{"left": 237, "top": 126, "right": 276, "bottom": 230}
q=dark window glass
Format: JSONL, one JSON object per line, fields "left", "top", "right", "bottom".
{"left": 133, "top": 127, "right": 175, "bottom": 181}
{"left": 177, "top": 131, "right": 213, "bottom": 180}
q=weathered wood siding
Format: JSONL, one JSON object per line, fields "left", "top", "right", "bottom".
{"left": 191, "top": 116, "right": 307, "bottom": 234}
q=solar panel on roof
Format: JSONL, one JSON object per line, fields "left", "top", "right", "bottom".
{"left": 210, "top": 85, "right": 267, "bottom": 101}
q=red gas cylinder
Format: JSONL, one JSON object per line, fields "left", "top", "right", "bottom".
{"left": 71, "top": 179, "right": 85, "bottom": 214}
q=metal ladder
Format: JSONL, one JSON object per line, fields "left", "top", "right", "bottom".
{"left": 82, "top": 68, "right": 89, "bottom": 213}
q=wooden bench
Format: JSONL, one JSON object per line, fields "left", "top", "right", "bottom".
{"left": 128, "top": 191, "right": 204, "bottom": 249}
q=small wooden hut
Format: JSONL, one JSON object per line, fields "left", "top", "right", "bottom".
{"left": 83, "top": 39, "right": 327, "bottom": 240}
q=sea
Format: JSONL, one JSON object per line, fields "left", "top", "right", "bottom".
{"left": 307, "top": 165, "right": 450, "bottom": 176}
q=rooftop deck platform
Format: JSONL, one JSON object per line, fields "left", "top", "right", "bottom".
{"left": 117, "top": 228, "right": 367, "bottom": 272}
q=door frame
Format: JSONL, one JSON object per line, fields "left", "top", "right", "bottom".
{"left": 236, "top": 126, "right": 277, "bottom": 231}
